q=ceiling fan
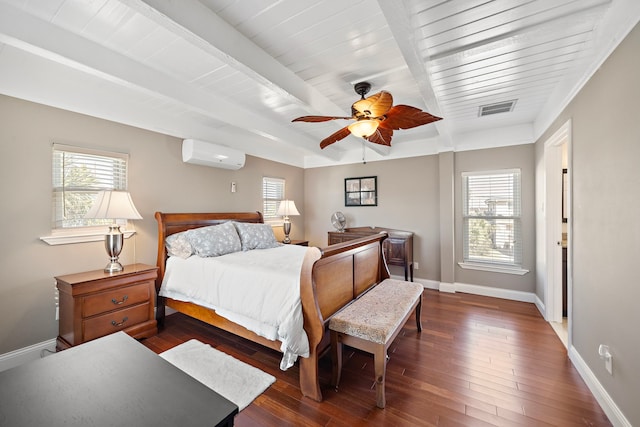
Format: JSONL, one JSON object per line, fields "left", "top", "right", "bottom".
{"left": 292, "top": 82, "right": 442, "bottom": 149}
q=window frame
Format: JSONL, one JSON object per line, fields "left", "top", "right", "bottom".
{"left": 459, "top": 168, "right": 528, "bottom": 275}
{"left": 40, "top": 144, "right": 134, "bottom": 245}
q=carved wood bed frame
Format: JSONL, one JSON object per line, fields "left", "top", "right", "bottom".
{"left": 154, "top": 211, "right": 390, "bottom": 402}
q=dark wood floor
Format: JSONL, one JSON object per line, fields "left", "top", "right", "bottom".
{"left": 142, "top": 290, "right": 611, "bottom": 426}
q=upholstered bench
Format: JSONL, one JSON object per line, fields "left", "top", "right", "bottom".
{"left": 329, "top": 278, "right": 423, "bottom": 408}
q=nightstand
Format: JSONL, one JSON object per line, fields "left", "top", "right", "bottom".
{"left": 56, "top": 263, "right": 158, "bottom": 351}
{"left": 285, "top": 240, "right": 309, "bottom": 246}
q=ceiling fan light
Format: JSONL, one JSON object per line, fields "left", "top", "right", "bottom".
{"left": 348, "top": 120, "right": 379, "bottom": 138}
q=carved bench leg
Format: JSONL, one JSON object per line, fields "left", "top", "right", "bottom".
{"left": 415, "top": 294, "right": 423, "bottom": 332}
{"left": 374, "top": 344, "right": 387, "bottom": 409}
{"left": 330, "top": 331, "right": 343, "bottom": 389}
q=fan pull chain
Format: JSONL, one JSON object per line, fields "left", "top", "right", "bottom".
{"left": 362, "top": 140, "right": 367, "bottom": 164}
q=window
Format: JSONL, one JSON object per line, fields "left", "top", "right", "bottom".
{"left": 262, "top": 177, "right": 285, "bottom": 222}
{"left": 42, "top": 144, "right": 130, "bottom": 245}
{"left": 462, "top": 169, "right": 523, "bottom": 271}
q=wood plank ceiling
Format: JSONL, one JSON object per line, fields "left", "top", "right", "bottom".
{"left": 0, "top": 0, "right": 638, "bottom": 167}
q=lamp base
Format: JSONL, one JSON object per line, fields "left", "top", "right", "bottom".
{"left": 104, "top": 261, "right": 124, "bottom": 273}
{"left": 283, "top": 219, "right": 292, "bottom": 244}
{"left": 104, "top": 224, "right": 124, "bottom": 274}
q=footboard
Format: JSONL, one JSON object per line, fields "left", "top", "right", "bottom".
{"left": 300, "top": 233, "right": 390, "bottom": 401}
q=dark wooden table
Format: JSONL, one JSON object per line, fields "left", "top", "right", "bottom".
{"left": 0, "top": 332, "right": 238, "bottom": 426}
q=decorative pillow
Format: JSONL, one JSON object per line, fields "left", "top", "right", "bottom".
{"left": 233, "top": 222, "right": 281, "bottom": 251}
{"left": 187, "top": 222, "right": 242, "bottom": 257}
{"left": 165, "top": 231, "right": 194, "bottom": 259}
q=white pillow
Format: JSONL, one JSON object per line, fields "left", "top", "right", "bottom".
{"left": 165, "top": 232, "right": 193, "bottom": 259}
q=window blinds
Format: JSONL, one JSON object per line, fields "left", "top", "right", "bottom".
{"left": 52, "top": 144, "right": 128, "bottom": 229}
{"left": 262, "top": 177, "right": 285, "bottom": 221}
{"left": 462, "top": 169, "right": 522, "bottom": 266}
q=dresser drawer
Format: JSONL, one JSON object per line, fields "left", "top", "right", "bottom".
{"left": 82, "top": 282, "right": 151, "bottom": 318}
{"left": 83, "top": 303, "right": 152, "bottom": 342}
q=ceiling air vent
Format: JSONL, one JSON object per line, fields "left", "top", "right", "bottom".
{"left": 478, "top": 100, "right": 517, "bottom": 117}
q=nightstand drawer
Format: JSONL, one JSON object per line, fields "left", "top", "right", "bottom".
{"left": 83, "top": 303, "right": 152, "bottom": 342}
{"left": 82, "top": 282, "right": 151, "bottom": 318}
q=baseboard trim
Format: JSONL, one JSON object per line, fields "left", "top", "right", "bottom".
{"left": 569, "top": 345, "right": 631, "bottom": 427}
{"left": 0, "top": 338, "right": 57, "bottom": 372}
{"left": 534, "top": 294, "right": 546, "bottom": 318}
{"left": 392, "top": 277, "right": 537, "bottom": 302}
{"left": 453, "top": 281, "right": 537, "bottom": 303}
{"left": 439, "top": 282, "right": 456, "bottom": 293}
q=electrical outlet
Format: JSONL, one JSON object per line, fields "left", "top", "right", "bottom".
{"left": 605, "top": 354, "right": 613, "bottom": 375}
{"left": 599, "top": 344, "right": 613, "bottom": 375}
{"left": 414, "top": 262, "right": 419, "bottom": 270}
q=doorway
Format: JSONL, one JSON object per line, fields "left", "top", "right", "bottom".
{"left": 543, "top": 120, "right": 571, "bottom": 347}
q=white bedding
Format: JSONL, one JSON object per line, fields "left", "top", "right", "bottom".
{"left": 159, "top": 244, "right": 310, "bottom": 370}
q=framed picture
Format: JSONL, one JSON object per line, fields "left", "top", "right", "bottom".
{"left": 345, "top": 176, "right": 377, "bottom": 206}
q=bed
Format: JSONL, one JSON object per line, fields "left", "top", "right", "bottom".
{"left": 154, "top": 211, "right": 390, "bottom": 402}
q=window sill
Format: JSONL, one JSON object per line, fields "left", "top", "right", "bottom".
{"left": 458, "top": 262, "right": 529, "bottom": 275}
{"left": 40, "top": 230, "right": 136, "bottom": 246}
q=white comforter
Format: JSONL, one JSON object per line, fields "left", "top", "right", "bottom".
{"left": 159, "top": 244, "right": 310, "bottom": 370}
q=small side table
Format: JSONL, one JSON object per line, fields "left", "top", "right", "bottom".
{"left": 56, "top": 263, "right": 158, "bottom": 350}
{"left": 285, "top": 240, "right": 309, "bottom": 246}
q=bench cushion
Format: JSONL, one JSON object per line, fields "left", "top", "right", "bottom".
{"left": 329, "top": 279, "right": 423, "bottom": 344}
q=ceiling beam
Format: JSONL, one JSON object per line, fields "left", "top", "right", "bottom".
{"left": 124, "top": 0, "right": 345, "bottom": 117}
{"left": 127, "top": 0, "right": 398, "bottom": 159}
{"left": 0, "top": 1, "right": 342, "bottom": 161}
{"left": 376, "top": 0, "right": 452, "bottom": 151}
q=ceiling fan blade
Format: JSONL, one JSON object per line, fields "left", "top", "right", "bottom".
{"left": 292, "top": 115, "right": 352, "bottom": 123}
{"left": 380, "top": 105, "right": 442, "bottom": 130}
{"left": 320, "top": 126, "right": 352, "bottom": 149}
{"left": 365, "top": 127, "right": 394, "bottom": 146}
{"left": 352, "top": 91, "right": 393, "bottom": 118}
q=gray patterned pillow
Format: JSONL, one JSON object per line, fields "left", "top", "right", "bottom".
{"left": 165, "top": 231, "right": 193, "bottom": 259}
{"left": 187, "top": 222, "right": 242, "bottom": 257}
{"left": 233, "top": 222, "right": 281, "bottom": 251}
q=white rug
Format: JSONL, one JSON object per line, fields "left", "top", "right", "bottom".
{"left": 160, "top": 339, "right": 275, "bottom": 411}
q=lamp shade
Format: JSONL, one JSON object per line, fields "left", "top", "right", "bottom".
{"left": 348, "top": 119, "right": 379, "bottom": 138}
{"left": 85, "top": 190, "right": 142, "bottom": 220}
{"left": 276, "top": 200, "right": 300, "bottom": 216}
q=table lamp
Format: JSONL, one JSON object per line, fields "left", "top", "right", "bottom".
{"left": 276, "top": 200, "right": 300, "bottom": 244}
{"left": 85, "top": 190, "right": 142, "bottom": 273}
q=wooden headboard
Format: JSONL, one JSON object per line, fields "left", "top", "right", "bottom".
{"left": 154, "top": 211, "right": 263, "bottom": 290}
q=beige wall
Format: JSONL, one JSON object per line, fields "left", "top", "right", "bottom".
{"left": 303, "top": 145, "right": 536, "bottom": 292}
{"left": 0, "top": 95, "right": 304, "bottom": 354}
{"left": 534, "top": 22, "right": 640, "bottom": 425}
{"left": 304, "top": 155, "right": 442, "bottom": 281}
{"left": 455, "top": 145, "right": 536, "bottom": 292}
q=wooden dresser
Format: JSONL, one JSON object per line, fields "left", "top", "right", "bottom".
{"left": 328, "top": 227, "right": 414, "bottom": 281}
{"left": 56, "top": 263, "right": 158, "bottom": 350}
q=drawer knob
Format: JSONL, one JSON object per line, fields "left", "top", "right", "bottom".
{"left": 111, "top": 316, "right": 129, "bottom": 327}
{"left": 111, "top": 295, "right": 128, "bottom": 305}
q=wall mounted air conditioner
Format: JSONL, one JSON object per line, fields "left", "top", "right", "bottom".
{"left": 182, "top": 139, "right": 245, "bottom": 170}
